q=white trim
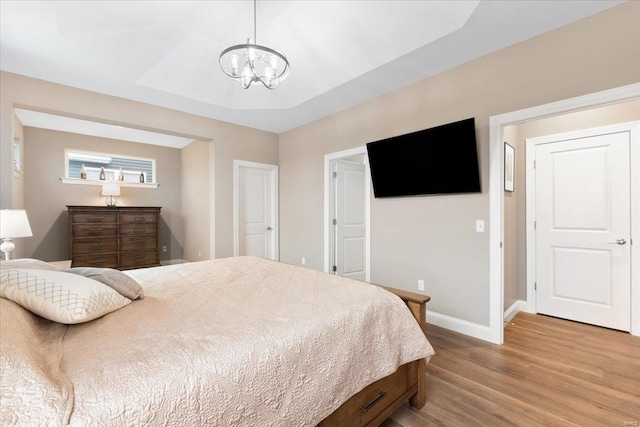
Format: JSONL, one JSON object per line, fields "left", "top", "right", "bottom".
{"left": 59, "top": 177, "right": 158, "bottom": 188}
{"left": 427, "top": 311, "right": 493, "bottom": 342}
{"left": 233, "top": 160, "right": 279, "bottom": 260}
{"left": 631, "top": 123, "right": 640, "bottom": 336}
{"left": 64, "top": 148, "right": 157, "bottom": 183}
{"left": 526, "top": 121, "right": 640, "bottom": 335}
{"left": 525, "top": 139, "right": 537, "bottom": 314}
{"left": 489, "top": 82, "right": 640, "bottom": 344}
{"left": 504, "top": 300, "right": 526, "bottom": 323}
{"left": 323, "top": 146, "right": 371, "bottom": 282}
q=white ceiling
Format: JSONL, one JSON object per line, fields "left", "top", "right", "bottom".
{"left": 0, "top": 1, "right": 624, "bottom": 135}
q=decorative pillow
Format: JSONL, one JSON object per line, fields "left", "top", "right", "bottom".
{"left": 0, "top": 269, "right": 131, "bottom": 324}
{"left": 65, "top": 267, "right": 144, "bottom": 300}
{"left": 0, "top": 258, "right": 60, "bottom": 271}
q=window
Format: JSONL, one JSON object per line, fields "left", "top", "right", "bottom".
{"left": 13, "top": 136, "right": 21, "bottom": 172}
{"left": 66, "top": 150, "right": 155, "bottom": 183}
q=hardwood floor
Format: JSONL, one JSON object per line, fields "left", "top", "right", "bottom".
{"left": 381, "top": 312, "right": 640, "bottom": 427}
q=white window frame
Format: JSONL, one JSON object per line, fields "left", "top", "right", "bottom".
{"left": 61, "top": 149, "right": 159, "bottom": 188}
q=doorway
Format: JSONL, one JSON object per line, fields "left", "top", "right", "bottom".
{"left": 527, "top": 122, "right": 637, "bottom": 331}
{"left": 324, "top": 147, "right": 371, "bottom": 282}
{"left": 233, "top": 160, "right": 278, "bottom": 260}
{"left": 488, "top": 82, "right": 640, "bottom": 344}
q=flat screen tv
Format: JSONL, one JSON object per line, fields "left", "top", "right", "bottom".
{"left": 366, "top": 118, "right": 480, "bottom": 198}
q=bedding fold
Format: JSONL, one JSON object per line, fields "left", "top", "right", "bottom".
{"left": 0, "top": 298, "right": 73, "bottom": 427}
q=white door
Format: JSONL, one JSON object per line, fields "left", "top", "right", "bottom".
{"left": 234, "top": 161, "right": 278, "bottom": 260}
{"left": 534, "top": 129, "right": 631, "bottom": 331}
{"left": 333, "top": 159, "right": 366, "bottom": 281}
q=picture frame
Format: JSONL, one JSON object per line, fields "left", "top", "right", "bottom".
{"left": 504, "top": 142, "right": 514, "bottom": 192}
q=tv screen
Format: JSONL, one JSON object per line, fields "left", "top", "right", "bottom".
{"left": 366, "top": 118, "right": 480, "bottom": 198}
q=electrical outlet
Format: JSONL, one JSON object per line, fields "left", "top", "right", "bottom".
{"left": 476, "top": 220, "right": 485, "bottom": 233}
{"left": 162, "top": 245, "right": 167, "bottom": 252}
{"left": 198, "top": 250, "right": 201, "bottom": 257}
{"left": 301, "top": 257, "right": 306, "bottom": 265}
{"left": 418, "top": 279, "right": 425, "bottom": 291}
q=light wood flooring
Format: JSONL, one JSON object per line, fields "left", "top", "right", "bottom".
{"left": 381, "top": 312, "right": 640, "bottom": 427}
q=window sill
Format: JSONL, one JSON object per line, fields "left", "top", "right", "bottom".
{"left": 59, "top": 178, "right": 159, "bottom": 188}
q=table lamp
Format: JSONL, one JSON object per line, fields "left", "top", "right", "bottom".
{"left": 0, "top": 209, "right": 33, "bottom": 261}
{"left": 102, "top": 182, "right": 121, "bottom": 207}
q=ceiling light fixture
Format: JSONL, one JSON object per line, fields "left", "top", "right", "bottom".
{"left": 219, "top": 0, "right": 289, "bottom": 90}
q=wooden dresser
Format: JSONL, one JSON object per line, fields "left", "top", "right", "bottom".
{"left": 67, "top": 206, "right": 161, "bottom": 270}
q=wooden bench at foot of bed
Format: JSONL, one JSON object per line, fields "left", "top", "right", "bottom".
{"left": 318, "top": 286, "right": 430, "bottom": 427}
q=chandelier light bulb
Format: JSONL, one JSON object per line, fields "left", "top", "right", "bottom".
{"left": 248, "top": 42, "right": 256, "bottom": 63}
{"left": 241, "top": 65, "right": 252, "bottom": 89}
{"left": 230, "top": 54, "right": 239, "bottom": 76}
{"left": 270, "top": 55, "right": 278, "bottom": 73}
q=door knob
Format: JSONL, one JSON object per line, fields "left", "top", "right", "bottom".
{"left": 605, "top": 238, "right": 626, "bottom": 245}
{"left": 266, "top": 226, "right": 273, "bottom": 231}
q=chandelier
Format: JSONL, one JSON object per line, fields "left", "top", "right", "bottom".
{"left": 219, "top": 0, "right": 290, "bottom": 90}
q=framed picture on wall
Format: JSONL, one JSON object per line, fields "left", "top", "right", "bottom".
{"left": 504, "top": 142, "right": 515, "bottom": 192}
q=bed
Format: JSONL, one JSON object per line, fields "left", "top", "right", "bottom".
{"left": 0, "top": 256, "right": 434, "bottom": 426}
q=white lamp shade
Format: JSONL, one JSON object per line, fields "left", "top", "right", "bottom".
{"left": 0, "top": 210, "right": 33, "bottom": 238}
{"left": 101, "top": 182, "right": 121, "bottom": 196}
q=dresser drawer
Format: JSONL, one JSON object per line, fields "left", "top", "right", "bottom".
{"left": 73, "top": 223, "right": 118, "bottom": 238}
{"left": 120, "top": 223, "right": 157, "bottom": 235}
{"left": 71, "top": 212, "right": 117, "bottom": 224}
{"left": 120, "top": 235, "right": 157, "bottom": 251}
{"left": 119, "top": 212, "right": 158, "bottom": 223}
{"left": 72, "top": 237, "right": 118, "bottom": 255}
{"left": 119, "top": 250, "right": 159, "bottom": 269}
{"left": 72, "top": 253, "right": 118, "bottom": 269}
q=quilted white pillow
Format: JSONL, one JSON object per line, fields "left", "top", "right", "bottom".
{"left": 0, "top": 269, "right": 131, "bottom": 324}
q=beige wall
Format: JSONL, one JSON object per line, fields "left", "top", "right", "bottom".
{"left": 279, "top": 2, "right": 640, "bottom": 325}
{"left": 22, "top": 128, "right": 183, "bottom": 262}
{"left": 182, "top": 140, "right": 211, "bottom": 261}
{"left": 504, "top": 97, "right": 640, "bottom": 309}
{"left": 0, "top": 72, "right": 278, "bottom": 263}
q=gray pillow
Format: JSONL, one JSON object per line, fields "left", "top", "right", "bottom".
{"left": 65, "top": 267, "right": 144, "bottom": 300}
{"left": 0, "top": 258, "right": 60, "bottom": 271}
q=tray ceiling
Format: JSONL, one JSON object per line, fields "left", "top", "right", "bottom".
{"left": 0, "top": 1, "right": 624, "bottom": 133}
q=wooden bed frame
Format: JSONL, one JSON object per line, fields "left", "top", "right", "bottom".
{"left": 319, "top": 286, "right": 430, "bottom": 427}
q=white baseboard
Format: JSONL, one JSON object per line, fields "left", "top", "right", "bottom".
{"left": 426, "top": 311, "right": 493, "bottom": 342}
{"left": 503, "top": 299, "right": 527, "bottom": 323}
{"left": 160, "top": 259, "right": 186, "bottom": 266}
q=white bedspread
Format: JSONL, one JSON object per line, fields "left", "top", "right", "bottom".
{"left": 3, "top": 256, "right": 434, "bottom": 426}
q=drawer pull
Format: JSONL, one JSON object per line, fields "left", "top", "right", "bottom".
{"left": 359, "top": 391, "right": 387, "bottom": 413}
{"left": 89, "top": 243, "right": 104, "bottom": 250}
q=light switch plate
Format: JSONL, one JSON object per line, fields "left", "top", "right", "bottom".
{"left": 476, "top": 220, "right": 485, "bottom": 233}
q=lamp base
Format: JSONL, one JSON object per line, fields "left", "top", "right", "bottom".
{"left": 105, "top": 196, "right": 118, "bottom": 207}
{"left": 0, "top": 238, "right": 15, "bottom": 261}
